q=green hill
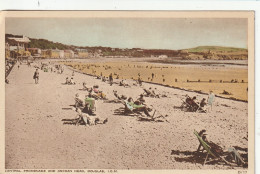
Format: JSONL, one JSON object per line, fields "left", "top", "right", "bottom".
{"left": 184, "top": 46, "right": 247, "bottom": 53}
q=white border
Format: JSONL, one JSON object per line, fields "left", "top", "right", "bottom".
{"left": 0, "top": 1, "right": 259, "bottom": 174}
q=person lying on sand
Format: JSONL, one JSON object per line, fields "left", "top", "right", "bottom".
{"left": 143, "top": 87, "right": 159, "bottom": 98}
{"left": 222, "top": 90, "right": 232, "bottom": 95}
{"left": 119, "top": 79, "right": 130, "bottom": 87}
{"left": 113, "top": 90, "right": 127, "bottom": 100}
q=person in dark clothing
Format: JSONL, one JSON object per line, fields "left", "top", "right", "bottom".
{"left": 33, "top": 69, "right": 40, "bottom": 84}
{"left": 200, "top": 98, "right": 207, "bottom": 107}
{"left": 109, "top": 73, "right": 113, "bottom": 86}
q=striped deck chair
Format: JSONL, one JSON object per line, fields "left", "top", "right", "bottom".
{"left": 194, "top": 130, "right": 232, "bottom": 166}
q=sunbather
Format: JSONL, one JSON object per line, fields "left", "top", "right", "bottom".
{"left": 82, "top": 82, "right": 89, "bottom": 91}
{"left": 69, "top": 77, "right": 76, "bottom": 85}
{"left": 137, "top": 94, "right": 145, "bottom": 104}
{"left": 65, "top": 77, "right": 69, "bottom": 84}
{"left": 125, "top": 97, "right": 151, "bottom": 117}
{"left": 113, "top": 90, "right": 127, "bottom": 100}
{"left": 196, "top": 129, "right": 224, "bottom": 156}
{"left": 198, "top": 98, "right": 207, "bottom": 113}
{"left": 75, "top": 107, "right": 107, "bottom": 126}
{"left": 75, "top": 93, "right": 84, "bottom": 108}
{"left": 92, "top": 86, "right": 106, "bottom": 99}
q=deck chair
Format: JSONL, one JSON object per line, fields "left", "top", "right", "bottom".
{"left": 194, "top": 130, "right": 233, "bottom": 166}
{"left": 123, "top": 100, "right": 143, "bottom": 116}
{"left": 180, "top": 99, "right": 197, "bottom": 112}
{"left": 196, "top": 105, "right": 207, "bottom": 113}
{"left": 84, "top": 97, "right": 96, "bottom": 115}
{"left": 228, "top": 147, "right": 246, "bottom": 166}
{"left": 75, "top": 97, "right": 84, "bottom": 108}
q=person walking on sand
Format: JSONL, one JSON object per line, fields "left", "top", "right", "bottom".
{"left": 207, "top": 90, "right": 215, "bottom": 112}
{"left": 33, "top": 69, "right": 40, "bottom": 84}
{"left": 109, "top": 73, "right": 113, "bottom": 86}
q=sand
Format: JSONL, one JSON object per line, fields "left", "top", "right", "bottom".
{"left": 5, "top": 59, "right": 248, "bottom": 169}
{"left": 62, "top": 59, "right": 248, "bottom": 101}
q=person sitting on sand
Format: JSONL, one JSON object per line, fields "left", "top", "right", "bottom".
{"left": 65, "top": 77, "right": 69, "bottom": 84}
{"left": 82, "top": 82, "right": 90, "bottom": 91}
{"left": 119, "top": 80, "right": 125, "bottom": 86}
{"left": 222, "top": 90, "right": 232, "bottom": 95}
{"left": 102, "top": 76, "right": 106, "bottom": 82}
{"left": 69, "top": 77, "right": 76, "bottom": 85}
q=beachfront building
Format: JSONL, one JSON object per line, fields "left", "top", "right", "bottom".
{"left": 59, "top": 50, "right": 65, "bottom": 58}
{"left": 41, "top": 49, "right": 63, "bottom": 59}
{"left": 7, "top": 35, "right": 31, "bottom": 59}
{"left": 27, "top": 48, "right": 42, "bottom": 57}
{"left": 5, "top": 43, "right": 10, "bottom": 58}
{"left": 158, "top": 55, "right": 168, "bottom": 58}
{"left": 75, "top": 48, "right": 88, "bottom": 58}
{"left": 40, "top": 50, "right": 49, "bottom": 58}
{"left": 64, "top": 50, "right": 75, "bottom": 58}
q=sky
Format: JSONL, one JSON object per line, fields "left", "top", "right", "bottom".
{"left": 5, "top": 18, "right": 248, "bottom": 50}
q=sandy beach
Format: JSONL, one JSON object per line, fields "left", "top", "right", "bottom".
{"left": 5, "top": 60, "right": 248, "bottom": 169}
{"left": 62, "top": 58, "right": 248, "bottom": 101}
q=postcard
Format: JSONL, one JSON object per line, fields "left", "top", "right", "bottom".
{"left": 0, "top": 11, "right": 255, "bottom": 174}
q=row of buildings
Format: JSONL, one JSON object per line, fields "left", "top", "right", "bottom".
{"left": 5, "top": 35, "right": 90, "bottom": 59}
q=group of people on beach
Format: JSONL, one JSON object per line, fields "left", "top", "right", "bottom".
{"left": 181, "top": 90, "right": 215, "bottom": 113}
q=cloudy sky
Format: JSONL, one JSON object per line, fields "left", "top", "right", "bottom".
{"left": 6, "top": 18, "right": 248, "bottom": 50}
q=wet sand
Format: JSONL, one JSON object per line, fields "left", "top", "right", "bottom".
{"left": 62, "top": 58, "right": 248, "bottom": 101}
{"left": 5, "top": 60, "right": 248, "bottom": 169}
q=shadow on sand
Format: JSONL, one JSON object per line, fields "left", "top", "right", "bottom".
{"left": 171, "top": 148, "right": 248, "bottom": 168}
